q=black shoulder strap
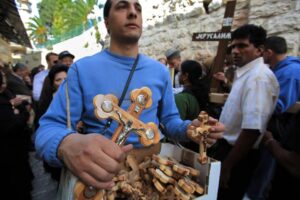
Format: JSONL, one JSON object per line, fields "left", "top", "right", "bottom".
{"left": 104, "top": 54, "right": 140, "bottom": 129}
{"left": 118, "top": 54, "right": 139, "bottom": 106}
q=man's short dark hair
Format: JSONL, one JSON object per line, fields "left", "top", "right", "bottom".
{"left": 231, "top": 24, "right": 267, "bottom": 48}
{"left": 103, "top": 0, "right": 112, "bottom": 18}
{"left": 46, "top": 52, "right": 58, "bottom": 62}
{"left": 13, "top": 63, "right": 26, "bottom": 72}
{"left": 265, "top": 36, "right": 287, "bottom": 54}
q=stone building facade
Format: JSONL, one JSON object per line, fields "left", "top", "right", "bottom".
{"left": 119, "top": 0, "right": 300, "bottom": 63}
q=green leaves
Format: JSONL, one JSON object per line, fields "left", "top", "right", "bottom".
{"left": 27, "top": 0, "right": 103, "bottom": 46}
{"left": 27, "top": 16, "right": 48, "bottom": 44}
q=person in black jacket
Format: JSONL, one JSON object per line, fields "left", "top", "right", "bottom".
{"left": 0, "top": 70, "right": 33, "bottom": 200}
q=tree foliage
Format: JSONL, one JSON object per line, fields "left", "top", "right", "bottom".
{"left": 28, "top": 0, "right": 101, "bottom": 45}
{"left": 27, "top": 16, "right": 48, "bottom": 44}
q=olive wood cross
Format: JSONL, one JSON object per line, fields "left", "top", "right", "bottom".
{"left": 74, "top": 87, "right": 160, "bottom": 200}
{"left": 191, "top": 111, "right": 212, "bottom": 164}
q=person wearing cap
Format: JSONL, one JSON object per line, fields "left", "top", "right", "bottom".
{"left": 58, "top": 51, "right": 75, "bottom": 67}
{"left": 6, "top": 62, "right": 32, "bottom": 96}
{"left": 165, "top": 48, "right": 183, "bottom": 94}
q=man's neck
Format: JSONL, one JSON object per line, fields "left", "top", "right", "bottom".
{"left": 271, "top": 54, "right": 287, "bottom": 69}
{"left": 109, "top": 41, "right": 139, "bottom": 58}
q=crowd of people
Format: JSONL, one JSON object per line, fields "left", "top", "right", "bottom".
{"left": 0, "top": 50, "right": 74, "bottom": 199}
{"left": 0, "top": 0, "right": 299, "bottom": 200}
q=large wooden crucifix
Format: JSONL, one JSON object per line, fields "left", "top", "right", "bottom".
{"left": 192, "top": 0, "right": 237, "bottom": 92}
{"left": 74, "top": 87, "right": 160, "bottom": 200}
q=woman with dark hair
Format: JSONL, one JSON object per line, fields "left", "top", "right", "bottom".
{"left": 174, "top": 60, "right": 210, "bottom": 152}
{"left": 36, "top": 64, "right": 69, "bottom": 185}
{"left": 38, "top": 64, "right": 69, "bottom": 121}
{"left": 175, "top": 60, "right": 209, "bottom": 120}
{"left": 0, "top": 70, "right": 33, "bottom": 200}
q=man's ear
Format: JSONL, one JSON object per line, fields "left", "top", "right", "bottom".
{"left": 265, "top": 49, "right": 273, "bottom": 56}
{"left": 104, "top": 17, "right": 110, "bottom": 34}
{"left": 257, "top": 45, "right": 265, "bottom": 56}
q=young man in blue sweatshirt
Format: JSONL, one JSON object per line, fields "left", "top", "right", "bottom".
{"left": 35, "top": 0, "right": 224, "bottom": 190}
{"left": 263, "top": 36, "right": 300, "bottom": 113}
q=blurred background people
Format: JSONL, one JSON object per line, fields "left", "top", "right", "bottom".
{"left": 38, "top": 64, "right": 69, "bottom": 121}
{"left": 165, "top": 48, "right": 183, "bottom": 94}
{"left": 58, "top": 50, "right": 75, "bottom": 67}
{"left": 32, "top": 52, "right": 58, "bottom": 102}
{"left": 6, "top": 62, "right": 32, "bottom": 96}
{"left": 158, "top": 56, "right": 167, "bottom": 66}
{"left": 175, "top": 60, "right": 209, "bottom": 120}
{"left": 0, "top": 70, "right": 33, "bottom": 200}
{"left": 246, "top": 36, "right": 300, "bottom": 200}
{"left": 175, "top": 60, "right": 210, "bottom": 152}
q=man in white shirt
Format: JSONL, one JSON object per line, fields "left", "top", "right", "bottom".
{"left": 32, "top": 52, "right": 58, "bottom": 101}
{"left": 209, "top": 24, "right": 279, "bottom": 200}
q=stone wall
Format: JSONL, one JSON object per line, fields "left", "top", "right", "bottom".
{"left": 139, "top": 0, "right": 249, "bottom": 62}
{"left": 249, "top": 0, "right": 300, "bottom": 56}
{"left": 0, "top": 37, "right": 12, "bottom": 63}
{"left": 135, "top": 0, "right": 300, "bottom": 62}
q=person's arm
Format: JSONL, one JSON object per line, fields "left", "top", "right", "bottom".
{"left": 220, "top": 129, "right": 260, "bottom": 188}
{"left": 219, "top": 70, "right": 279, "bottom": 188}
{"left": 162, "top": 70, "right": 224, "bottom": 144}
{"left": 35, "top": 66, "right": 83, "bottom": 166}
{"left": 58, "top": 133, "right": 132, "bottom": 189}
{"left": 158, "top": 70, "right": 191, "bottom": 142}
{"left": 276, "top": 77, "right": 300, "bottom": 113}
{"left": 263, "top": 132, "right": 300, "bottom": 179}
{"left": 35, "top": 64, "right": 131, "bottom": 189}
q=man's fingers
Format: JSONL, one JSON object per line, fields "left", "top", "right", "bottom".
{"left": 122, "top": 144, "right": 133, "bottom": 153}
{"left": 84, "top": 161, "right": 116, "bottom": 183}
{"left": 99, "top": 135, "right": 125, "bottom": 162}
{"left": 209, "top": 122, "right": 225, "bottom": 134}
{"left": 80, "top": 172, "right": 115, "bottom": 190}
{"left": 206, "top": 138, "right": 216, "bottom": 147}
{"left": 93, "top": 149, "right": 122, "bottom": 174}
{"left": 208, "top": 117, "right": 218, "bottom": 125}
{"left": 209, "top": 132, "right": 223, "bottom": 140}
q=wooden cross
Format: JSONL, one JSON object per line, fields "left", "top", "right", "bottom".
{"left": 192, "top": 0, "right": 237, "bottom": 92}
{"left": 190, "top": 111, "right": 212, "bottom": 164}
{"left": 74, "top": 87, "right": 160, "bottom": 200}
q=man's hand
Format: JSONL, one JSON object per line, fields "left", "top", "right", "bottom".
{"left": 58, "top": 133, "right": 133, "bottom": 190}
{"left": 10, "top": 96, "right": 23, "bottom": 107}
{"left": 213, "top": 72, "right": 227, "bottom": 83}
{"left": 187, "top": 116, "right": 224, "bottom": 147}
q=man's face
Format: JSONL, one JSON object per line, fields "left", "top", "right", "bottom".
{"left": 60, "top": 56, "right": 73, "bottom": 67}
{"left": 48, "top": 55, "right": 58, "bottom": 68}
{"left": 168, "top": 57, "right": 181, "bottom": 70}
{"left": 17, "top": 67, "right": 28, "bottom": 78}
{"left": 105, "top": 0, "right": 143, "bottom": 43}
{"left": 262, "top": 48, "right": 273, "bottom": 65}
{"left": 230, "top": 38, "right": 262, "bottom": 67}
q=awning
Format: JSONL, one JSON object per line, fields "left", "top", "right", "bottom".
{"left": 0, "top": 0, "right": 32, "bottom": 48}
